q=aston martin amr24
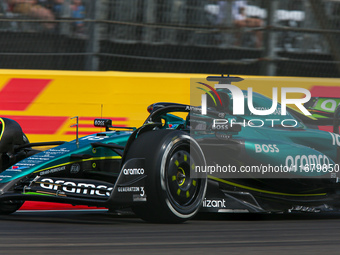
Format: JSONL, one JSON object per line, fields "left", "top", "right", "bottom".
{"left": 0, "top": 75, "right": 339, "bottom": 223}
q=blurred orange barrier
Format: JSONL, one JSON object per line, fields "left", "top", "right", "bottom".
{"left": 0, "top": 69, "right": 339, "bottom": 142}
{"left": 0, "top": 70, "right": 203, "bottom": 142}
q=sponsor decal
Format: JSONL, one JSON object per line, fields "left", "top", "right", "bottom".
{"left": 94, "top": 119, "right": 111, "bottom": 127}
{"left": 118, "top": 186, "right": 141, "bottom": 192}
{"left": 285, "top": 154, "right": 330, "bottom": 170}
{"left": 255, "top": 144, "right": 279, "bottom": 153}
{"left": 8, "top": 165, "right": 27, "bottom": 171}
{"left": 185, "top": 105, "right": 196, "bottom": 112}
{"left": 133, "top": 194, "right": 147, "bottom": 202}
{"left": 49, "top": 148, "right": 70, "bottom": 153}
{"left": 80, "top": 135, "right": 111, "bottom": 141}
{"left": 0, "top": 175, "right": 12, "bottom": 178}
{"left": 118, "top": 186, "right": 145, "bottom": 197}
{"left": 202, "top": 198, "right": 226, "bottom": 208}
{"left": 70, "top": 164, "right": 80, "bottom": 174}
{"left": 123, "top": 168, "right": 145, "bottom": 175}
{"left": 39, "top": 178, "right": 113, "bottom": 197}
{"left": 16, "top": 163, "right": 35, "bottom": 167}
{"left": 39, "top": 166, "right": 66, "bottom": 176}
{"left": 7, "top": 169, "right": 22, "bottom": 172}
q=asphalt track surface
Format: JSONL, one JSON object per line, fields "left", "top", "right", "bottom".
{"left": 1, "top": 210, "right": 340, "bottom": 255}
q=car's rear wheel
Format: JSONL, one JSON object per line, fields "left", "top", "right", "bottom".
{"left": 124, "top": 130, "right": 207, "bottom": 223}
{"left": 333, "top": 105, "right": 340, "bottom": 134}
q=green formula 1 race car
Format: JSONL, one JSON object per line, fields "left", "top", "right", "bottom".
{"left": 0, "top": 75, "right": 339, "bottom": 223}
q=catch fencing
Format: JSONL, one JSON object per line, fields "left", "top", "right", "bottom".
{"left": 0, "top": 0, "right": 339, "bottom": 77}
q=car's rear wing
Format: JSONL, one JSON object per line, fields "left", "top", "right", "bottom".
{"left": 291, "top": 103, "right": 340, "bottom": 134}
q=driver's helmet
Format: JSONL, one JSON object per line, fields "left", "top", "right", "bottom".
{"left": 0, "top": 118, "right": 28, "bottom": 154}
{"left": 0, "top": 118, "right": 29, "bottom": 171}
{"left": 206, "top": 90, "right": 230, "bottom": 113}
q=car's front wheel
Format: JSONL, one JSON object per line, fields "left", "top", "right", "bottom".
{"left": 124, "top": 130, "right": 207, "bottom": 223}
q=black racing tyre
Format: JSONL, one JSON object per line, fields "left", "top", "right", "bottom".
{"left": 125, "top": 130, "right": 207, "bottom": 223}
{"left": 334, "top": 105, "right": 340, "bottom": 134}
{"left": 0, "top": 200, "right": 24, "bottom": 215}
